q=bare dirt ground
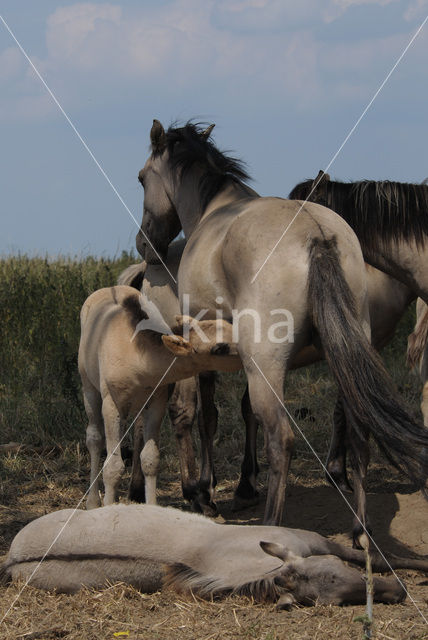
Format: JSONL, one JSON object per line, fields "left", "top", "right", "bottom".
{"left": 1, "top": 450, "right": 428, "bottom": 640}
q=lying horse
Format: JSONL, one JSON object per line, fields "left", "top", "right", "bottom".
{"left": 78, "top": 285, "right": 240, "bottom": 509}
{"left": 4, "top": 504, "right": 427, "bottom": 607}
{"left": 136, "top": 120, "right": 428, "bottom": 545}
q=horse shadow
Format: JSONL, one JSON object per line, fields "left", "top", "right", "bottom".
{"left": 218, "top": 481, "right": 428, "bottom": 562}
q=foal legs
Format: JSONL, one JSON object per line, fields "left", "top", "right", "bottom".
{"left": 168, "top": 378, "right": 199, "bottom": 504}
{"left": 194, "top": 372, "right": 219, "bottom": 516}
{"left": 83, "top": 381, "right": 104, "bottom": 510}
{"left": 102, "top": 393, "right": 124, "bottom": 505}
{"left": 128, "top": 412, "right": 146, "bottom": 503}
{"left": 139, "top": 386, "right": 169, "bottom": 505}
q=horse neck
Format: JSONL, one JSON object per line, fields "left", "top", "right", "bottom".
{"left": 176, "top": 176, "right": 258, "bottom": 239}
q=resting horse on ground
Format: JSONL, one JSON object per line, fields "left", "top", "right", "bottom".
{"left": 79, "top": 285, "right": 241, "bottom": 509}
{"left": 136, "top": 120, "right": 428, "bottom": 546}
{"left": 6, "top": 504, "right": 428, "bottom": 606}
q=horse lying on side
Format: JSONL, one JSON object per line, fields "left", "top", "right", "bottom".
{"left": 78, "top": 286, "right": 241, "bottom": 509}
{"left": 4, "top": 504, "right": 428, "bottom": 607}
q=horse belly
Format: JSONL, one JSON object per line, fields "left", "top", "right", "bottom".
{"left": 8, "top": 557, "right": 164, "bottom": 594}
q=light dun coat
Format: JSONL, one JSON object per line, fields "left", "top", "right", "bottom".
{"left": 5, "top": 504, "right": 427, "bottom": 607}
{"left": 137, "top": 120, "right": 428, "bottom": 544}
{"left": 78, "top": 285, "right": 240, "bottom": 509}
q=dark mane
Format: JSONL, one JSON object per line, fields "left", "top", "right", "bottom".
{"left": 289, "top": 178, "right": 428, "bottom": 252}
{"left": 161, "top": 122, "right": 251, "bottom": 211}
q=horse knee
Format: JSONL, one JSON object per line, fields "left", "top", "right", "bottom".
{"left": 86, "top": 424, "right": 103, "bottom": 452}
{"left": 140, "top": 439, "right": 160, "bottom": 477}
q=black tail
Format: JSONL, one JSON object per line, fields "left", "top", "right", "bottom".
{"left": 308, "top": 237, "right": 428, "bottom": 489}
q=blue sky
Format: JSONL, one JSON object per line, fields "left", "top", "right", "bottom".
{"left": 1, "top": 0, "right": 427, "bottom": 257}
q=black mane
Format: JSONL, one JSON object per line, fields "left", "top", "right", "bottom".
{"left": 161, "top": 122, "right": 251, "bottom": 211}
{"left": 289, "top": 177, "right": 428, "bottom": 252}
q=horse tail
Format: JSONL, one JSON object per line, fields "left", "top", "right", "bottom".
{"left": 407, "top": 299, "right": 428, "bottom": 370}
{"left": 308, "top": 236, "right": 428, "bottom": 490}
{"left": 117, "top": 261, "right": 147, "bottom": 290}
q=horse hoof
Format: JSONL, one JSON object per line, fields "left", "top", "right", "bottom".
{"left": 192, "top": 499, "right": 218, "bottom": 518}
{"left": 325, "top": 467, "right": 353, "bottom": 493}
{"left": 232, "top": 493, "right": 260, "bottom": 512}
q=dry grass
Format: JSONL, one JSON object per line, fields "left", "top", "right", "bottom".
{"left": 1, "top": 449, "right": 428, "bottom": 640}
{"left": 1, "top": 257, "right": 428, "bottom": 638}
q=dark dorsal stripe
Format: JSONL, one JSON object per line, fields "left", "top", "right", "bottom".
{"left": 289, "top": 178, "right": 428, "bottom": 252}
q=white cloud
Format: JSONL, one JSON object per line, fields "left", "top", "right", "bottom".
{"left": 1, "top": 0, "right": 426, "bottom": 121}
{"left": 46, "top": 3, "right": 122, "bottom": 70}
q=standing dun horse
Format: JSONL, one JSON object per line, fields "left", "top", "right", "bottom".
{"left": 289, "top": 171, "right": 428, "bottom": 301}
{"left": 136, "top": 120, "right": 428, "bottom": 545}
{"left": 290, "top": 171, "right": 428, "bottom": 425}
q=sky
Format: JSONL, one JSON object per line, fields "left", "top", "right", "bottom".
{"left": 0, "top": 0, "right": 427, "bottom": 257}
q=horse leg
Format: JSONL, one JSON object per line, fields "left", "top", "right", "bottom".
{"left": 194, "top": 371, "right": 218, "bottom": 517}
{"left": 168, "top": 378, "right": 199, "bottom": 504}
{"left": 345, "top": 410, "right": 371, "bottom": 549}
{"left": 140, "top": 387, "right": 168, "bottom": 505}
{"left": 325, "top": 394, "right": 353, "bottom": 493}
{"left": 233, "top": 384, "right": 260, "bottom": 510}
{"left": 128, "top": 413, "right": 145, "bottom": 503}
{"left": 102, "top": 393, "right": 124, "bottom": 505}
{"left": 83, "top": 381, "right": 104, "bottom": 510}
{"left": 243, "top": 355, "right": 294, "bottom": 526}
{"left": 419, "top": 342, "right": 428, "bottom": 427}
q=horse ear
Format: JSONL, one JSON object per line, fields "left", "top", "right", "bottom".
{"left": 201, "top": 124, "right": 215, "bottom": 140}
{"left": 313, "top": 170, "right": 330, "bottom": 188}
{"left": 260, "top": 541, "right": 292, "bottom": 562}
{"left": 151, "top": 119, "right": 166, "bottom": 153}
{"left": 162, "top": 334, "right": 193, "bottom": 356}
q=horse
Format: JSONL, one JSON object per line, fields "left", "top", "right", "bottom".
{"left": 6, "top": 503, "right": 428, "bottom": 606}
{"left": 289, "top": 171, "right": 428, "bottom": 303}
{"left": 136, "top": 120, "right": 428, "bottom": 545}
{"left": 123, "top": 245, "right": 418, "bottom": 508}
{"left": 118, "top": 244, "right": 258, "bottom": 515}
{"left": 407, "top": 297, "right": 428, "bottom": 425}
{"left": 78, "top": 285, "right": 241, "bottom": 509}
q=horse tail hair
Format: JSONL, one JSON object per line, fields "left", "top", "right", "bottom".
{"left": 117, "top": 261, "right": 147, "bottom": 290}
{"left": 407, "top": 299, "right": 428, "bottom": 370}
{"left": 308, "top": 236, "right": 428, "bottom": 490}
